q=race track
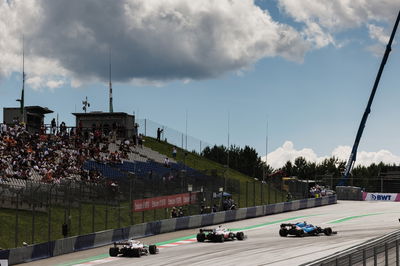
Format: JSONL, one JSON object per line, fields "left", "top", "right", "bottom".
{"left": 24, "top": 201, "right": 400, "bottom": 266}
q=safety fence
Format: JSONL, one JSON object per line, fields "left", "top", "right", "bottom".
{"left": 137, "top": 118, "right": 212, "bottom": 155}
{"left": 0, "top": 195, "right": 336, "bottom": 265}
{"left": 0, "top": 171, "right": 293, "bottom": 250}
{"left": 303, "top": 228, "right": 400, "bottom": 266}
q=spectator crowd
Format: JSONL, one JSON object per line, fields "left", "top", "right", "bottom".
{"left": 0, "top": 122, "right": 143, "bottom": 184}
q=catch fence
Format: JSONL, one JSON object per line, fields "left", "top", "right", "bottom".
{"left": 0, "top": 165, "right": 290, "bottom": 249}
{"left": 137, "top": 118, "right": 212, "bottom": 154}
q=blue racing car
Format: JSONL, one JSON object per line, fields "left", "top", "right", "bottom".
{"left": 279, "top": 222, "right": 336, "bottom": 237}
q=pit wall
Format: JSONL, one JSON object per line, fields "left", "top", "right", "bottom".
{"left": 0, "top": 195, "right": 336, "bottom": 265}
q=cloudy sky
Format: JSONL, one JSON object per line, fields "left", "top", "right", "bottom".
{"left": 1, "top": 0, "right": 400, "bottom": 169}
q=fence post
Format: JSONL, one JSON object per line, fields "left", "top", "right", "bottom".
{"left": 238, "top": 182, "right": 241, "bottom": 208}
{"left": 144, "top": 119, "right": 147, "bottom": 136}
{"left": 246, "top": 181, "right": 248, "bottom": 207}
{"left": 374, "top": 246, "right": 377, "bottom": 266}
{"left": 48, "top": 185, "right": 52, "bottom": 242}
{"left": 92, "top": 184, "right": 95, "bottom": 233}
{"left": 31, "top": 201, "right": 35, "bottom": 244}
{"left": 261, "top": 182, "right": 263, "bottom": 205}
{"left": 253, "top": 180, "right": 256, "bottom": 206}
{"left": 105, "top": 198, "right": 108, "bottom": 230}
{"left": 31, "top": 184, "right": 35, "bottom": 244}
{"left": 268, "top": 179, "right": 271, "bottom": 204}
{"left": 15, "top": 192, "right": 19, "bottom": 247}
{"left": 129, "top": 178, "right": 133, "bottom": 225}
{"left": 118, "top": 200, "right": 121, "bottom": 229}
{"left": 78, "top": 183, "right": 82, "bottom": 235}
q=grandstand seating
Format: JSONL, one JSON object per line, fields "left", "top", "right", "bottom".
{"left": 83, "top": 161, "right": 127, "bottom": 180}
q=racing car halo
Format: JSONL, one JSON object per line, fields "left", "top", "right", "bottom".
{"left": 109, "top": 238, "right": 158, "bottom": 257}
{"left": 196, "top": 225, "right": 245, "bottom": 242}
{"left": 279, "top": 222, "right": 336, "bottom": 237}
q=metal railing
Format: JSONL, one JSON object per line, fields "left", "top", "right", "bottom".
{"left": 303, "top": 229, "right": 400, "bottom": 266}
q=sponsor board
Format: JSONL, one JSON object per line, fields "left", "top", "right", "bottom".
{"left": 133, "top": 192, "right": 198, "bottom": 212}
{"left": 0, "top": 259, "right": 8, "bottom": 266}
{"left": 362, "top": 192, "right": 400, "bottom": 201}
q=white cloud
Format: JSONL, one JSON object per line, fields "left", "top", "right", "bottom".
{"left": 277, "top": 0, "right": 400, "bottom": 49}
{"left": 46, "top": 79, "right": 64, "bottom": 90}
{"left": 2, "top": 0, "right": 399, "bottom": 89}
{"left": 367, "top": 24, "right": 390, "bottom": 44}
{"left": 263, "top": 141, "right": 400, "bottom": 169}
{"left": 0, "top": 0, "right": 310, "bottom": 89}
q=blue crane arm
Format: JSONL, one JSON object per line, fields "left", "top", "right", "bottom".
{"left": 339, "top": 10, "right": 400, "bottom": 186}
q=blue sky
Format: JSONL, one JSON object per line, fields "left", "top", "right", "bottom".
{"left": 1, "top": 0, "right": 400, "bottom": 168}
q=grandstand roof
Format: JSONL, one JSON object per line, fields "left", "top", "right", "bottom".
{"left": 4, "top": 106, "right": 53, "bottom": 114}
{"left": 72, "top": 112, "right": 132, "bottom": 117}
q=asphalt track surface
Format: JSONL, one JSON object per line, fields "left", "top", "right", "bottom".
{"left": 24, "top": 201, "right": 400, "bottom": 266}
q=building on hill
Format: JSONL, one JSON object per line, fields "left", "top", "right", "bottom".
{"left": 3, "top": 106, "right": 53, "bottom": 133}
{"left": 72, "top": 111, "right": 137, "bottom": 139}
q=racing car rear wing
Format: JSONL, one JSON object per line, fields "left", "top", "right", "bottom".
{"left": 199, "top": 229, "right": 215, "bottom": 232}
{"left": 113, "top": 241, "right": 131, "bottom": 246}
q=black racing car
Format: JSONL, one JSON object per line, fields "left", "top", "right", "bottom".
{"left": 279, "top": 222, "right": 336, "bottom": 237}
{"left": 196, "top": 226, "right": 245, "bottom": 242}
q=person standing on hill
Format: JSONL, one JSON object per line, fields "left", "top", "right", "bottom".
{"left": 157, "top": 127, "right": 163, "bottom": 141}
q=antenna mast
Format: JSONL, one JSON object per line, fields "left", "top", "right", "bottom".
{"left": 109, "top": 48, "right": 114, "bottom": 113}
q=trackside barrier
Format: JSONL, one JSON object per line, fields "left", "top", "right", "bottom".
{"left": 336, "top": 186, "right": 363, "bottom": 200}
{"left": 302, "top": 229, "right": 400, "bottom": 266}
{"left": 0, "top": 195, "right": 336, "bottom": 265}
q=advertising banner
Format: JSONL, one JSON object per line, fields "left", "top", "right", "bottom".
{"left": 133, "top": 192, "right": 197, "bottom": 212}
{"left": 362, "top": 192, "right": 400, "bottom": 201}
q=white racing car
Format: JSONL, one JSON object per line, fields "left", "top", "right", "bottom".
{"left": 196, "top": 226, "right": 245, "bottom": 242}
{"left": 109, "top": 238, "right": 158, "bottom": 257}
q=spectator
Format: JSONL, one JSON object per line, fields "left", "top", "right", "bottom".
{"left": 212, "top": 204, "right": 218, "bottom": 213}
{"left": 138, "top": 134, "right": 143, "bottom": 148}
{"left": 172, "top": 147, "right": 177, "bottom": 159}
{"left": 51, "top": 118, "right": 56, "bottom": 134}
{"left": 200, "top": 204, "right": 205, "bottom": 214}
{"left": 164, "top": 157, "right": 170, "bottom": 168}
{"left": 156, "top": 128, "right": 163, "bottom": 142}
{"left": 178, "top": 207, "right": 184, "bottom": 217}
{"left": 171, "top": 207, "right": 177, "bottom": 218}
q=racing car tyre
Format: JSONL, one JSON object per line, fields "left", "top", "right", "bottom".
{"left": 218, "top": 234, "right": 225, "bottom": 242}
{"left": 132, "top": 249, "right": 141, "bottom": 257}
{"left": 121, "top": 248, "right": 130, "bottom": 257}
{"left": 236, "top": 232, "right": 245, "bottom": 240}
{"left": 323, "top": 227, "right": 333, "bottom": 236}
{"left": 149, "top": 245, "right": 157, "bottom": 254}
{"left": 296, "top": 230, "right": 305, "bottom": 237}
{"left": 109, "top": 247, "right": 119, "bottom": 257}
{"left": 279, "top": 229, "right": 288, "bottom": 237}
{"left": 197, "top": 233, "right": 206, "bottom": 242}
